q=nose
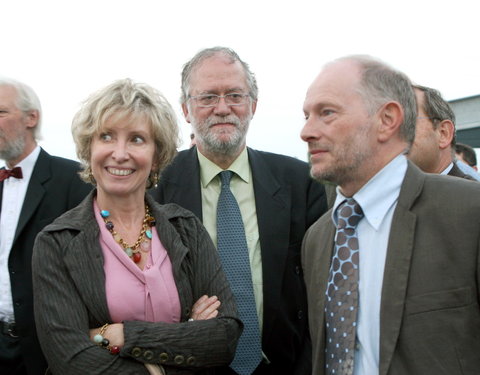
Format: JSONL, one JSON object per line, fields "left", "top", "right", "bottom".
{"left": 213, "top": 96, "right": 232, "bottom": 116}
{"left": 112, "top": 141, "right": 129, "bottom": 162}
{"left": 300, "top": 117, "right": 319, "bottom": 143}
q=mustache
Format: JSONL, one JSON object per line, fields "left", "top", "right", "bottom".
{"left": 205, "top": 115, "right": 241, "bottom": 127}
{"left": 307, "top": 142, "right": 331, "bottom": 151}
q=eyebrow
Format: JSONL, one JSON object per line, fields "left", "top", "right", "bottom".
{"left": 197, "top": 87, "right": 246, "bottom": 95}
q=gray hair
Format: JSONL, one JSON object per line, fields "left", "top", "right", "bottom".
{"left": 332, "top": 55, "right": 417, "bottom": 146}
{"left": 180, "top": 46, "right": 258, "bottom": 104}
{"left": 412, "top": 84, "right": 456, "bottom": 146}
{"left": 71, "top": 78, "right": 180, "bottom": 185}
{"left": 0, "top": 77, "right": 42, "bottom": 139}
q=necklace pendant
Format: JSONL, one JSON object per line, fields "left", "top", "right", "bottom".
{"left": 132, "top": 252, "right": 142, "bottom": 263}
{"left": 105, "top": 221, "right": 114, "bottom": 231}
{"left": 100, "top": 210, "right": 110, "bottom": 218}
{"left": 140, "top": 239, "right": 151, "bottom": 252}
{"left": 145, "top": 229, "right": 152, "bottom": 239}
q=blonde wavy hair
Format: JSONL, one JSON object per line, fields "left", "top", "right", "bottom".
{"left": 71, "top": 78, "right": 180, "bottom": 186}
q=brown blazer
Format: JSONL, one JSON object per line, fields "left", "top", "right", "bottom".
{"left": 302, "top": 161, "right": 480, "bottom": 375}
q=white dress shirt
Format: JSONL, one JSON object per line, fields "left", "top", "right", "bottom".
{"left": 332, "top": 154, "right": 408, "bottom": 375}
{"left": 0, "top": 146, "right": 41, "bottom": 322}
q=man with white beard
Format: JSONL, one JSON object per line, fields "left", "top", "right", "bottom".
{"left": 0, "top": 78, "right": 90, "bottom": 374}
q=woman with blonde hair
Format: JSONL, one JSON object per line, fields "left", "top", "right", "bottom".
{"left": 32, "top": 79, "right": 240, "bottom": 374}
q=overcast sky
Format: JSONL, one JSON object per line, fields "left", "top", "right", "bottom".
{"left": 2, "top": 0, "right": 479, "bottom": 165}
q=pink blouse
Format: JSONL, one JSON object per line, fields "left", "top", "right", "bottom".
{"left": 94, "top": 200, "right": 181, "bottom": 323}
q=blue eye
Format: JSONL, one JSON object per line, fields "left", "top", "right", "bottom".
{"left": 100, "top": 133, "right": 112, "bottom": 141}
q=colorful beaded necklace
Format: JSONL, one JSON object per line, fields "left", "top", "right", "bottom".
{"left": 100, "top": 204, "right": 156, "bottom": 263}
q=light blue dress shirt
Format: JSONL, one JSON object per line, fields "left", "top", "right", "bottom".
{"left": 332, "top": 154, "right": 408, "bottom": 375}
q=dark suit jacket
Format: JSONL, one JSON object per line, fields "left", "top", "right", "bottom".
{"left": 150, "top": 146, "right": 328, "bottom": 375}
{"left": 302, "top": 161, "right": 480, "bottom": 375}
{"left": 448, "top": 162, "right": 476, "bottom": 180}
{"left": 0, "top": 148, "right": 91, "bottom": 375}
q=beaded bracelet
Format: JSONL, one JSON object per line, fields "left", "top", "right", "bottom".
{"left": 93, "top": 323, "right": 120, "bottom": 354}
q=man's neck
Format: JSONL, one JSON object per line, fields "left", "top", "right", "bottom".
{"left": 436, "top": 149, "right": 454, "bottom": 174}
{"left": 197, "top": 144, "right": 245, "bottom": 170}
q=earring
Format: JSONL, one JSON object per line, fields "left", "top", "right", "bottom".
{"left": 153, "top": 172, "right": 159, "bottom": 188}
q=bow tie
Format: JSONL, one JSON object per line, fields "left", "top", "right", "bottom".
{"left": 0, "top": 167, "right": 23, "bottom": 182}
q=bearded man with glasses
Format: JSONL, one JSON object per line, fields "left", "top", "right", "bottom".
{"left": 150, "top": 46, "right": 327, "bottom": 375}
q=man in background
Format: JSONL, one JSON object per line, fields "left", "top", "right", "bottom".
{"left": 456, "top": 142, "right": 477, "bottom": 170}
{"left": 0, "top": 78, "right": 91, "bottom": 374}
{"left": 301, "top": 55, "right": 480, "bottom": 374}
{"left": 151, "top": 47, "right": 327, "bottom": 374}
{"left": 408, "top": 84, "right": 476, "bottom": 180}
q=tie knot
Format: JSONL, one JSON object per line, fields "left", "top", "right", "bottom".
{"left": 0, "top": 166, "right": 23, "bottom": 182}
{"left": 219, "top": 170, "right": 233, "bottom": 187}
{"left": 336, "top": 198, "right": 363, "bottom": 229}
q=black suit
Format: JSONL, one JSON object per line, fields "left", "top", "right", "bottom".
{"left": 0, "top": 148, "right": 91, "bottom": 375}
{"left": 150, "top": 146, "right": 327, "bottom": 375}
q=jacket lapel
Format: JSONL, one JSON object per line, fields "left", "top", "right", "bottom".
{"left": 247, "top": 148, "right": 291, "bottom": 343}
{"left": 314, "top": 219, "right": 336, "bottom": 360}
{"left": 379, "top": 162, "right": 423, "bottom": 375}
{"left": 14, "top": 149, "right": 49, "bottom": 243}
{"left": 48, "top": 191, "right": 112, "bottom": 324}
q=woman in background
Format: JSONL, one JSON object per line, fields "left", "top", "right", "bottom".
{"left": 32, "top": 79, "right": 240, "bottom": 374}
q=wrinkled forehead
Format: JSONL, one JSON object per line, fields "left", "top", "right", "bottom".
{"left": 188, "top": 56, "right": 248, "bottom": 93}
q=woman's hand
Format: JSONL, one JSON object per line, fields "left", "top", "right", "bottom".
{"left": 190, "top": 295, "right": 221, "bottom": 320}
{"left": 89, "top": 323, "right": 125, "bottom": 348}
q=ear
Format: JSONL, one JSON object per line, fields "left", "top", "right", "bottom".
{"left": 250, "top": 99, "right": 257, "bottom": 116}
{"left": 181, "top": 103, "right": 192, "bottom": 124}
{"left": 377, "top": 101, "right": 403, "bottom": 143}
{"left": 436, "top": 120, "right": 455, "bottom": 150}
{"left": 25, "top": 109, "right": 39, "bottom": 129}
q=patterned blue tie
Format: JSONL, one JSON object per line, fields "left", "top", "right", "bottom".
{"left": 217, "top": 170, "right": 262, "bottom": 375}
{"left": 325, "top": 198, "right": 364, "bottom": 375}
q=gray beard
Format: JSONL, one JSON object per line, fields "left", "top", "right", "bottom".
{"left": 0, "top": 135, "right": 25, "bottom": 163}
{"left": 201, "top": 129, "right": 246, "bottom": 156}
{"left": 193, "top": 114, "right": 249, "bottom": 157}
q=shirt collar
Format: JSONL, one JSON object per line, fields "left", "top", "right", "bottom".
{"left": 197, "top": 147, "right": 250, "bottom": 187}
{"left": 332, "top": 154, "right": 408, "bottom": 231}
{"left": 441, "top": 162, "right": 454, "bottom": 175}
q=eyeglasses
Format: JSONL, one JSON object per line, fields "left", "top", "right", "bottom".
{"left": 188, "top": 93, "right": 250, "bottom": 107}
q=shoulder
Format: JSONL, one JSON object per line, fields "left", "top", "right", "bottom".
{"left": 46, "top": 154, "right": 82, "bottom": 171}
{"left": 248, "top": 148, "right": 308, "bottom": 167}
{"left": 425, "top": 172, "right": 480, "bottom": 200}
{"left": 147, "top": 195, "right": 199, "bottom": 224}
{"left": 42, "top": 191, "right": 95, "bottom": 233}
{"left": 36, "top": 149, "right": 83, "bottom": 177}
{"left": 168, "top": 148, "right": 197, "bottom": 167}
{"left": 247, "top": 148, "right": 311, "bottom": 176}
{"left": 404, "top": 165, "right": 480, "bottom": 214}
